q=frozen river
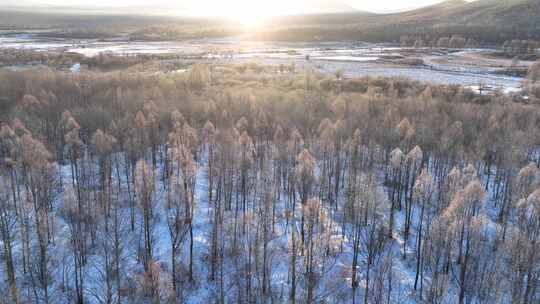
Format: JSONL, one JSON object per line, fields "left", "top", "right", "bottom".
{"left": 0, "top": 33, "right": 526, "bottom": 93}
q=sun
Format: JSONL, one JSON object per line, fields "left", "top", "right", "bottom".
{"left": 222, "top": 0, "right": 270, "bottom": 27}
{"left": 187, "top": 0, "right": 291, "bottom": 27}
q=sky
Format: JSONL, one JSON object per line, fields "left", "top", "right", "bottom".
{"left": 4, "top": 0, "right": 456, "bottom": 13}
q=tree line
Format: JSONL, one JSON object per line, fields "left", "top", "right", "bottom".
{"left": 399, "top": 35, "right": 479, "bottom": 49}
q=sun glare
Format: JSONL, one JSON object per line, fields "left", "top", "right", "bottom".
{"left": 228, "top": 0, "right": 268, "bottom": 26}
{"left": 187, "top": 0, "right": 296, "bottom": 27}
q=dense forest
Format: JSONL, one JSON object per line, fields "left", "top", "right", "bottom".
{"left": 0, "top": 63, "right": 540, "bottom": 303}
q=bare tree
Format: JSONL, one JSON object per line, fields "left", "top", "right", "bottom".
{"left": 59, "top": 187, "right": 85, "bottom": 304}
{"left": 412, "top": 168, "right": 434, "bottom": 295}
{"left": 0, "top": 175, "right": 19, "bottom": 303}
{"left": 134, "top": 159, "right": 156, "bottom": 271}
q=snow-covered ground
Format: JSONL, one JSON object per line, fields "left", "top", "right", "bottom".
{"left": 2, "top": 142, "right": 516, "bottom": 303}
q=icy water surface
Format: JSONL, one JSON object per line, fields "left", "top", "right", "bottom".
{"left": 0, "top": 33, "right": 526, "bottom": 92}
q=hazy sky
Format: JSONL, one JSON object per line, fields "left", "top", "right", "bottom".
{"left": 6, "top": 0, "right": 455, "bottom": 13}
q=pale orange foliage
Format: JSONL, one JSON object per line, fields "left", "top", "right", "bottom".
{"left": 287, "top": 128, "right": 304, "bottom": 155}
{"left": 444, "top": 179, "right": 485, "bottom": 220}
{"left": 295, "top": 149, "right": 316, "bottom": 180}
{"left": 237, "top": 130, "right": 255, "bottom": 171}
{"left": 171, "top": 110, "right": 185, "bottom": 130}
{"left": 406, "top": 146, "right": 423, "bottom": 165}
{"left": 181, "top": 123, "right": 198, "bottom": 150}
{"left": 142, "top": 100, "right": 158, "bottom": 117}
{"left": 462, "top": 164, "right": 477, "bottom": 184}
{"left": 60, "top": 186, "right": 80, "bottom": 219}
{"left": 138, "top": 260, "right": 173, "bottom": 299}
{"left": 397, "top": 118, "right": 413, "bottom": 139}
{"left": 421, "top": 86, "right": 433, "bottom": 100}
{"left": 22, "top": 94, "right": 46, "bottom": 112}
{"left": 62, "top": 111, "right": 83, "bottom": 148}
{"left": 135, "top": 159, "right": 155, "bottom": 203}
{"left": 462, "top": 180, "right": 486, "bottom": 214}
{"left": 470, "top": 214, "right": 489, "bottom": 236}
{"left": 236, "top": 116, "right": 249, "bottom": 133}
{"left": 413, "top": 168, "right": 433, "bottom": 199}
{"left": 239, "top": 131, "right": 255, "bottom": 153}
{"left": 334, "top": 119, "right": 346, "bottom": 137}
{"left": 0, "top": 125, "right": 16, "bottom": 142}
{"left": 517, "top": 163, "right": 539, "bottom": 195}
{"left": 20, "top": 134, "right": 51, "bottom": 169}
{"left": 135, "top": 111, "right": 147, "bottom": 130}
{"left": 66, "top": 129, "right": 82, "bottom": 148}
{"left": 188, "top": 64, "right": 211, "bottom": 91}
{"left": 91, "top": 129, "right": 117, "bottom": 155}
{"left": 0, "top": 125, "right": 17, "bottom": 163}
{"left": 318, "top": 118, "right": 336, "bottom": 144}
{"left": 303, "top": 197, "right": 322, "bottom": 221}
{"left": 448, "top": 166, "right": 462, "bottom": 183}
{"left": 203, "top": 121, "right": 216, "bottom": 144}
{"left": 174, "top": 144, "right": 197, "bottom": 179}
{"left": 351, "top": 128, "right": 362, "bottom": 146}
{"left": 519, "top": 189, "right": 540, "bottom": 220}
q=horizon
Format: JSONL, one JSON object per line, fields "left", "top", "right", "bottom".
{"left": 1, "top": 0, "right": 476, "bottom": 15}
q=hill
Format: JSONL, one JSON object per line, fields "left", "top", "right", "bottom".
{"left": 256, "top": 0, "right": 540, "bottom": 43}
{"left": 385, "top": 0, "right": 540, "bottom": 39}
{"left": 0, "top": 0, "right": 538, "bottom": 44}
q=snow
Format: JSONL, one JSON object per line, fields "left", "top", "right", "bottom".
{"left": 313, "top": 55, "right": 379, "bottom": 62}
{"left": 70, "top": 63, "right": 81, "bottom": 73}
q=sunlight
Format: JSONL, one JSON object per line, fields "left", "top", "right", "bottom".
{"left": 186, "top": 0, "right": 294, "bottom": 27}
{"left": 222, "top": 0, "right": 269, "bottom": 27}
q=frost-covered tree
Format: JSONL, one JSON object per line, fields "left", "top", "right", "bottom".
{"left": 300, "top": 197, "right": 332, "bottom": 303}
{"left": 388, "top": 147, "right": 405, "bottom": 238}
{"left": 0, "top": 175, "right": 19, "bottom": 303}
{"left": 444, "top": 178, "right": 486, "bottom": 304}
{"left": 403, "top": 145, "right": 423, "bottom": 258}
{"left": 20, "top": 133, "right": 58, "bottom": 304}
{"left": 412, "top": 168, "right": 434, "bottom": 294}
{"left": 59, "top": 188, "right": 85, "bottom": 304}
{"left": 168, "top": 119, "right": 198, "bottom": 282}
{"left": 134, "top": 159, "right": 156, "bottom": 271}
{"left": 91, "top": 129, "right": 117, "bottom": 216}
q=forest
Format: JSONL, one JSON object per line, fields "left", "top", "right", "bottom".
{"left": 0, "top": 63, "right": 540, "bottom": 304}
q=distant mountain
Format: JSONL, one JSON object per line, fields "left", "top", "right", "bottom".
{"left": 0, "top": 0, "right": 358, "bottom": 16}
{"left": 257, "top": 0, "right": 540, "bottom": 43}
{"left": 306, "top": 0, "right": 358, "bottom": 14}
{"left": 382, "top": 0, "right": 540, "bottom": 42}
{"left": 2, "top": 0, "right": 33, "bottom": 4}
{"left": 392, "top": 0, "right": 540, "bottom": 27}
